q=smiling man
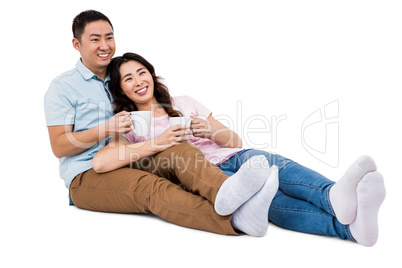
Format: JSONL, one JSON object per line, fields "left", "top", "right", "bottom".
{"left": 43, "top": 10, "right": 249, "bottom": 236}
{"left": 72, "top": 18, "right": 115, "bottom": 81}
{"left": 45, "top": 10, "right": 131, "bottom": 186}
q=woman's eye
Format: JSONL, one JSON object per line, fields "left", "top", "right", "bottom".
{"left": 139, "top": 72, "right": 146, "bottom": 75}
{"left": 125, "top": 78, "right": 132, "bottom": 82}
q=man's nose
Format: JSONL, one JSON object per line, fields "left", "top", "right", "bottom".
{"left": 99, "top": 38, "right": 109, "bottom": 50}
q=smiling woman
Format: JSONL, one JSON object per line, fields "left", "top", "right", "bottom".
{"left": 108, "top": 53, "right": 183, "bottom": 118}
{"left": 120, "top": 61, "right": 155, "bottom": 107}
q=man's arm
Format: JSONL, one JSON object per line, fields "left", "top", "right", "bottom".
{"left": 47, "top": 111, "right": 132, "bottom": 158}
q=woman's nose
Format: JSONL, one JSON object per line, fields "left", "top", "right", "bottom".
{"left": 133, "top": 77, "right": 143, "bottom": 87}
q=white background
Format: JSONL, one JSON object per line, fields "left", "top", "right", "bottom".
{"left": 1, "top": 0, "right": 401, "bottom": 267}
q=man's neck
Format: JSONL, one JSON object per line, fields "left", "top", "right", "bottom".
{"left": 95, "top": 70, "right": 107, "bottom": 82}
{"left": 81, "top": 59, "right": 107, "bottom": 81}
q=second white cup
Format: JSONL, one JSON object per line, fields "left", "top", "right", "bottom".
{"left": 169, "top": 117, "right": 192, "bottom": 141}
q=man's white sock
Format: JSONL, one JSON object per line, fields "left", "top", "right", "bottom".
{"left": 231, "top": 165, "right": 279, "bottom": 237}
{"left": 349, "top": 171, "right": 386, "bottom": 246}
{"left": 329, "top": 155, "right": 377, "bottom": 224}
{"left": 214, "top": 155, "right": 270, "bottom": 216}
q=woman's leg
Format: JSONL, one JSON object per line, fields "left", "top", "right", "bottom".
{"left": 219, "top": 149, "right": 385, "bottom": 243}
{"left": 268, "top": 153, "right": 378, "bottom": 226}
{"left": 218, "top": 149, "right": 348, "bottom": 239}
{"left": 70, "top": 167, "right": 238, "bottom": 235}
{"left": 269, "top": 190, "right": 354, "bottom": 240}
{"left": 223, "top": 149, "right": 364, "bottom": 218}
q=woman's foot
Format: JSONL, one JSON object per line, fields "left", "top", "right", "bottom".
{"left": 215, "top": 155, "right": 270, "bottom": 216}
{"left": 231, "top": 165, "right": 279, "bottom": 237}
{"left": 329, "top": 155, "right": 377, "bottom": 224}
{"left": 349, "top": 171, "right": 386, "bottom": 246}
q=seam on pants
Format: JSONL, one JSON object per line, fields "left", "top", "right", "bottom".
{"left": 324, "top": 184, "right": 335, "bottom": 216}
{"left": 270, "top": 204, "right": 329, "bottom": 216}
{"left": 278, "top": 180, "right": 326, "bottom": 191}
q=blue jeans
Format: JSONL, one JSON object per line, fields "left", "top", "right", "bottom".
{"left": 217, "top": 149, "right": 355, "bottom": 241}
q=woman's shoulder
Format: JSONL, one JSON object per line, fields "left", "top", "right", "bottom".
{"left": 172, "top": 95, "right": 211, "bottom": 118}
{"left": 172, "top": 95, "right": 198, "bottom": 116}
{"left": 172, "top": 95, "right": 196, "bottom": 104}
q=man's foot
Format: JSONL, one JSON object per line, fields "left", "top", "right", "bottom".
{"left": 231, "top": 165, "right": 279, "bottom": 237}
{"left": 215, "top": 155, "right": 270, "bottom": 216}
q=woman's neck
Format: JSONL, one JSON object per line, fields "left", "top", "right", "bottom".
{"left": 136, "top": 98, "right": 167, "bottom": 117}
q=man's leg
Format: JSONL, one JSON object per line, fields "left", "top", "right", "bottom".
{"left": 70, "top": 167, "right": 237, "bottom": 235}
{"left": 134, "top": 143, "right": 269, "bottom": 216}
{"left": 132, "top": 143, "right": 228, "bottom": 204}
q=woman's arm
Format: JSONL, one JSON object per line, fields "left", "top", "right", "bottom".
{"left": 191, "top": 115, "right": 242, "bottom": 148}
{"left": 92, "top": 125, "right": 191, "bottom": 173}
{"left": 92, "top": 135, "right": 157, "bottom": 173}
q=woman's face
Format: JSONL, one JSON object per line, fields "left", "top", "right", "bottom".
{"left": 119, "top": 60, "right": 155, "bottom": 106}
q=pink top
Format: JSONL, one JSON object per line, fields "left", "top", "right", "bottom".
{"left": 124, "top": 96, "right": 242, "bottom": 165}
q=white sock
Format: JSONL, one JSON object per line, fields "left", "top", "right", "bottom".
{"left": 349, "top": 171, "right": 386, "bottom": 246}
{"left": 214, "top": 155, "right": 270, "bottom": 216}
{"left": 329, "top": 155, "right": 377, "bottom": 224}
{"left": 231, "top": 165, "right": 279, "bottom": 237}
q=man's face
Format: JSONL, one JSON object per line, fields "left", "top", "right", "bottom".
{"left": 73, "top": 20, "right": 116, "bottom": 74}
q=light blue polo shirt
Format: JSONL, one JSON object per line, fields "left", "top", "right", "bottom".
{"left": 44, "top": 59, "right": 114, "bottom": 189}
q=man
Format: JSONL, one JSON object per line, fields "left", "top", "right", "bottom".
{"left": 44, "top": 10, "right": 271, "bottom": 236}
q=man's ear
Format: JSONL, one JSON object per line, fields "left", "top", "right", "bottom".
{"left": 72, "top": 38, "right": 81, "bottom": 51}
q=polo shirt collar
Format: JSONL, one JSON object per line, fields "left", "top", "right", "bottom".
{"left": 75, "top": 59, "right": 110, "bottom": 82}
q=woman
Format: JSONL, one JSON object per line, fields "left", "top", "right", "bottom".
{"left": 92, "top": 57, "right": 280, "bottom": 237}
{"left": 94, "top": 52, "right": 386, "bottom": 246}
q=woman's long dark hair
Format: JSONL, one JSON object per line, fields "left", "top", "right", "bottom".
{"left": 108, "top": 52, "right": 182, "bottom": 117}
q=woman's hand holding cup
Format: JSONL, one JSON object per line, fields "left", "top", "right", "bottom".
{"left": 190, "top": 115, "right": 212, "bottom": 139}
{"left": 154, "top": 124, "right": 191, "bottom": 150}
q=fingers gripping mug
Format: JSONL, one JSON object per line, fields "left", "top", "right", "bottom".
{"left": 169, "top": 117, "right": 192, "bottom": 142}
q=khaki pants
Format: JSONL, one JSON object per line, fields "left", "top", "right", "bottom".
{"left": 70, "top": 143, "right": 237, "bottom": 235}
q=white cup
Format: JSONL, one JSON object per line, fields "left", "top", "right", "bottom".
{"left": 169, "top": 117, "right": 192, "bottom": 141}
{"left": 130, "top": 111, "right": 152, "bottom": 136}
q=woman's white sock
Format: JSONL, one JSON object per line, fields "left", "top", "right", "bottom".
{"left": 214, "top": 155, "right": 270, "bottom": 216}
{"left": 329, "top": 155, "right": 377, "bottom": 224}
{"left": 349, "top": 171, "right": 386, "bottom": 246}
{"left": 231, "top": 165, "right": 279, "bottom": 237}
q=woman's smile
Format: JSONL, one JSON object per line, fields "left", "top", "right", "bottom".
{"left": 135, "top": 86, "right": 148, "bottom": 95}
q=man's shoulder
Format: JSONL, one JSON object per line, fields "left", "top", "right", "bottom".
{"left": 47, "top": 65, "right": 89, "bottom": 97}
{"left": 51, "top": 67, "right": 81, "bottom": 86}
